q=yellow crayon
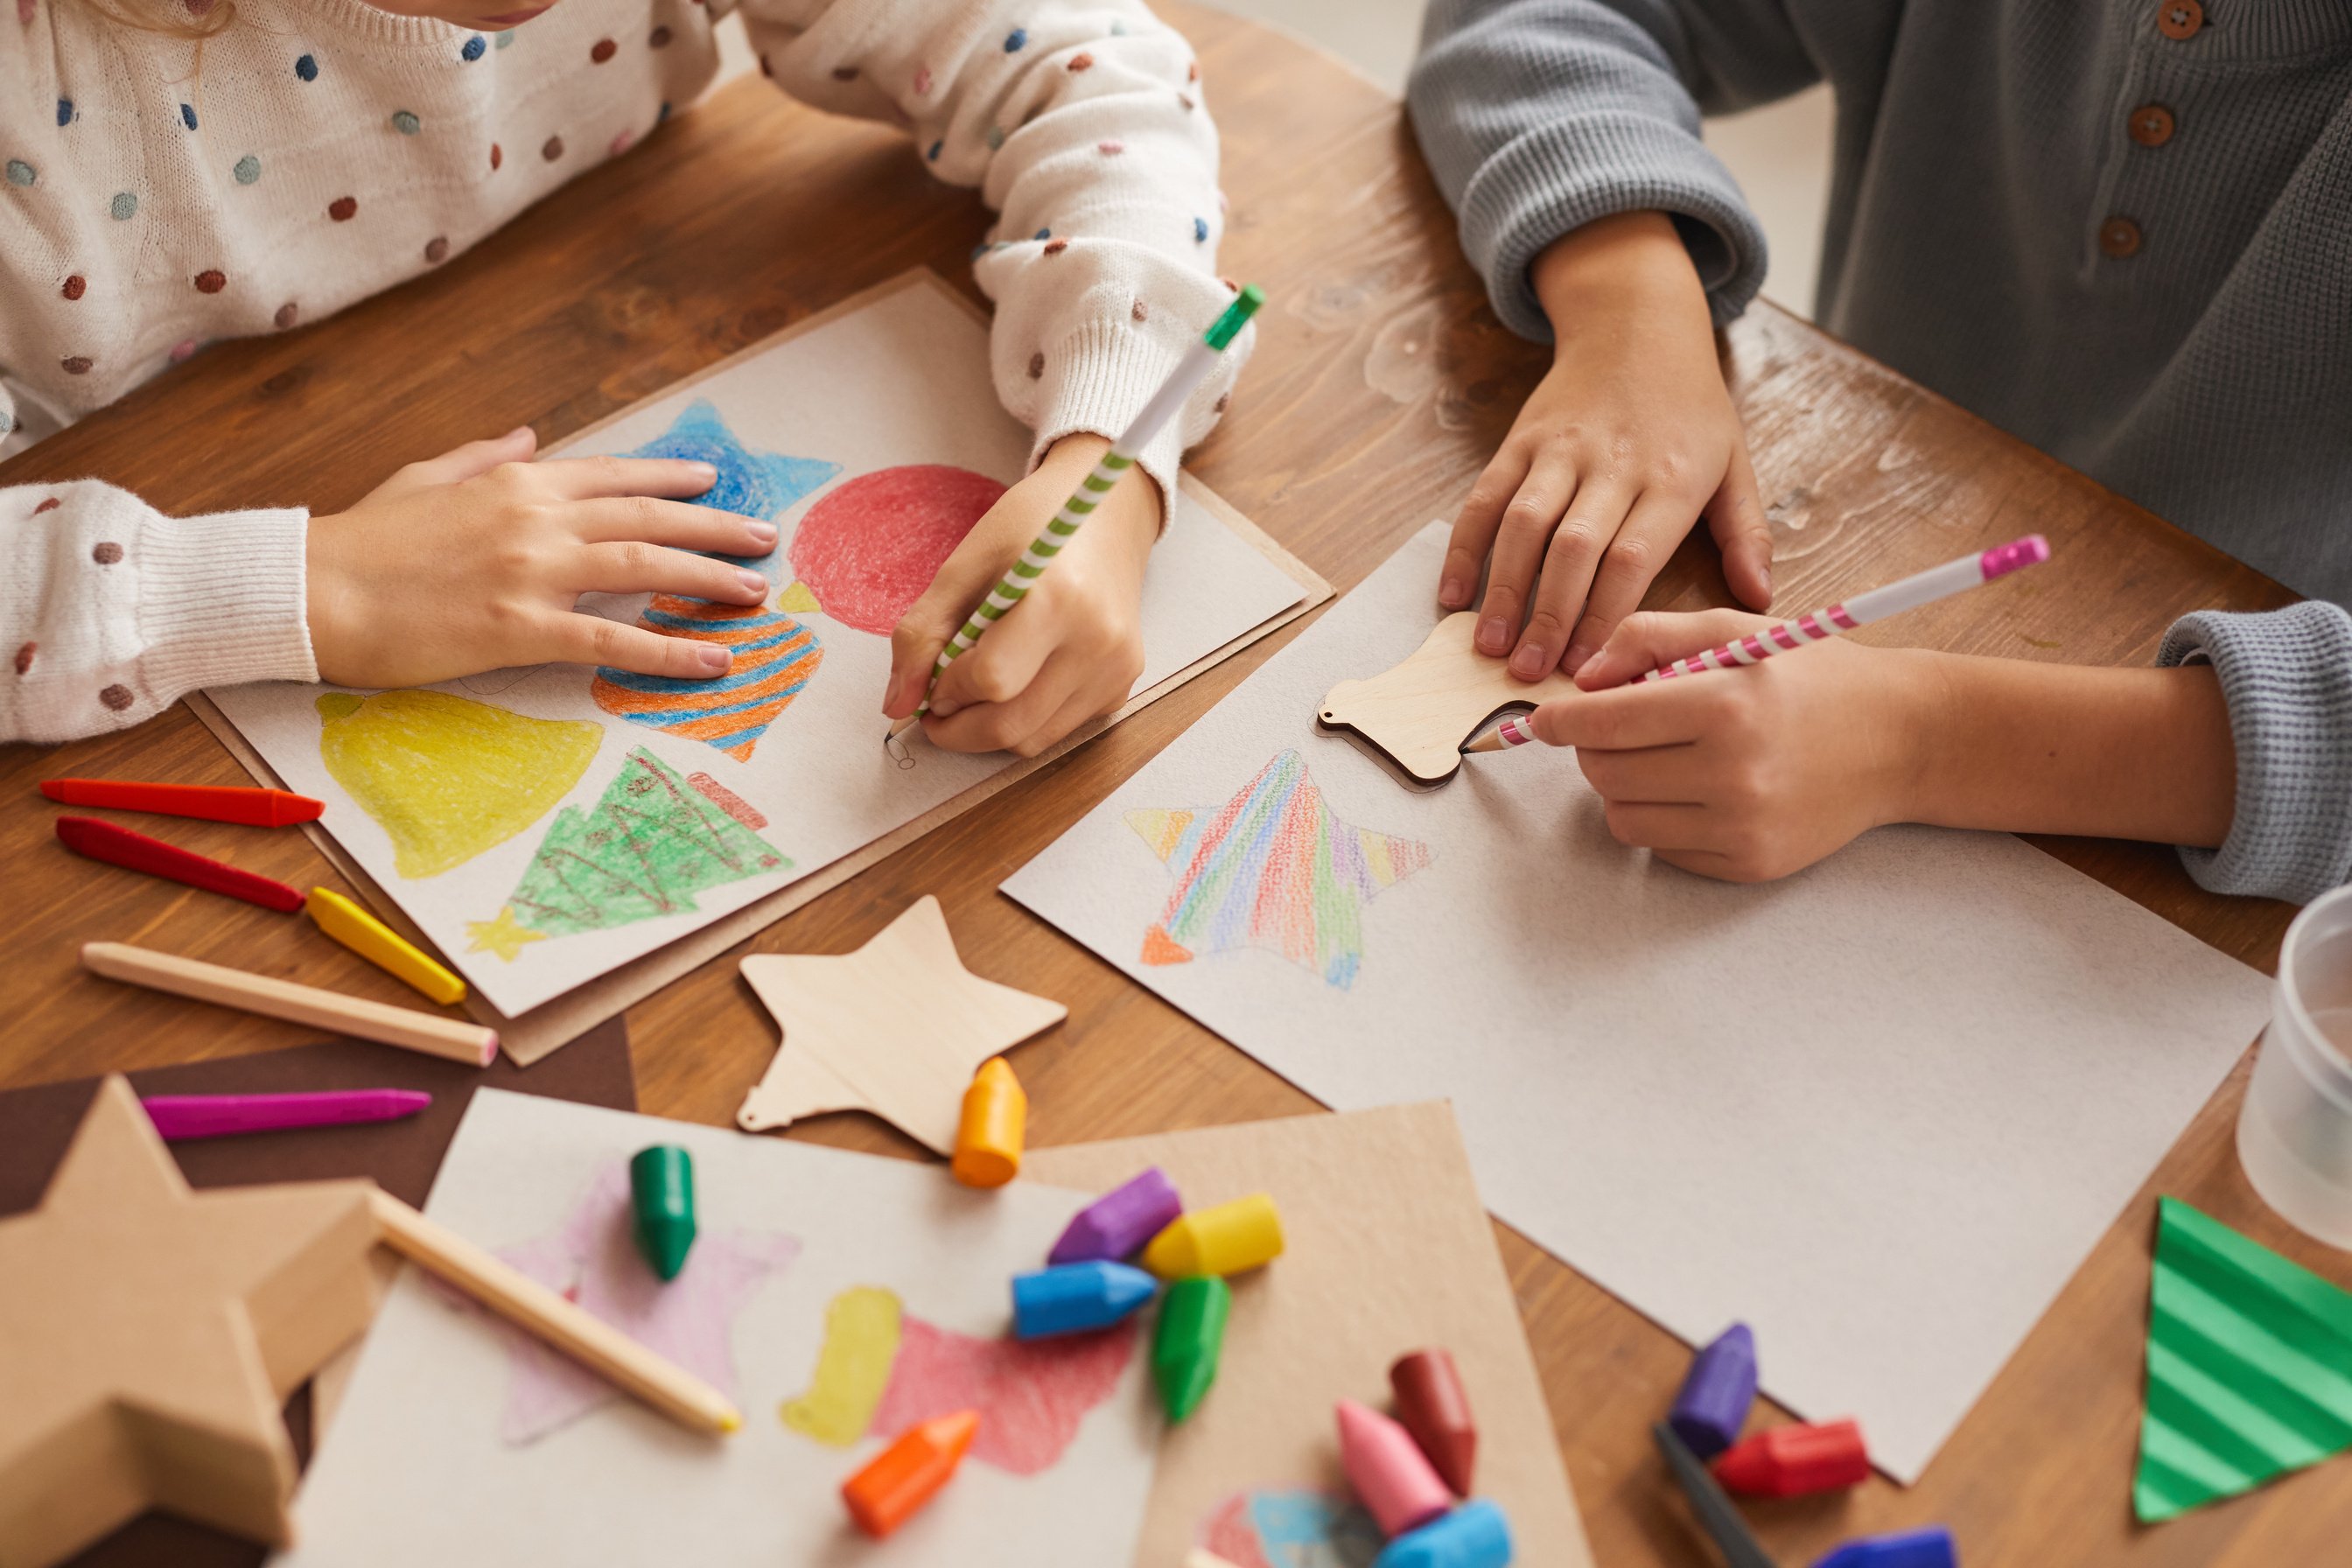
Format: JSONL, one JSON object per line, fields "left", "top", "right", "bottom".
{"left": 1141, "top": 1192, "right": 1284, "bottom": 1279}
{"left": 305, "top": 886, "right": 467, "bottom": 1006}
{"left": 950, "top": 1057, "right": 1026, "bottom": 1188}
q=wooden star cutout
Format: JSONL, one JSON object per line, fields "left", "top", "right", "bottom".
{"left": 735, "top": 896, "right": 1066, "bottom": 1153}
{"left": 0, "top": 1078, "right": 381, "bottom": 1565}
{"left": 1317, "top": 611, "right": 1579, "bottom": 786}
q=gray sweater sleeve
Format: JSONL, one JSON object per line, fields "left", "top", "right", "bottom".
{"left": 1406, "top": 0, "right": 1816, "bottom": 340}
{"left": 2159, "top": 603, "right": 2352, "bottom": 904}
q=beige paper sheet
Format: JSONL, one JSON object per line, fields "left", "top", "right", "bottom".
{"left": 1027, "top": 1102, "right": 1592, "bottom": 1568}
{"left": 188, "top": 270, "right": 1328, "bottom": 1063}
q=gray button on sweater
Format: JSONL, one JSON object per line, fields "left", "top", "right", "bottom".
{"left": 1408, "top": 0, "right": 2352, "bottom": 902}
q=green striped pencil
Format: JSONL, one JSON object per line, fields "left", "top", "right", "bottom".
{"left": 887, "top": 284, "right": 1266, "bottom": 745}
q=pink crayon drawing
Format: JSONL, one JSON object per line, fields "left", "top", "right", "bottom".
{"left": 872, "top": 1313, "right": 1138, "bottom": 1475}
{"left": 785, "top": 465, "right": 1007, "bottom": 634}
{"left": 458, "top": 1161, "right": 800, "bottom": 1446}
{"left": 687, "top": 770, "right": 768, "bottom": 830}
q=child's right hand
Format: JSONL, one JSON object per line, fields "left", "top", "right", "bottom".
{"left": 305, "top": 426, "right": 775, "bottom": 689}
{"left": 1442, "top": 211, "right": 1774, "bottom": 681}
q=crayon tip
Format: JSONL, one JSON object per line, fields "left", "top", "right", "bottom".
{"left": 38, "top": 780, "right": 64, "bottom": 802}
{"left": 629, "top": 1144, "right": 697, "bottom": 1282}
{"left": 720, "top": 1411, "right": 743, "bottom": 1433}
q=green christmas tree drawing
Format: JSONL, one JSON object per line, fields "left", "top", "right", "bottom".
{"left": 476, "top": 747, "right": 790, "bottom": 953}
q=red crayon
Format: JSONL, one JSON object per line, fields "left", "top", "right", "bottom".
{"left": 41, "top": 778, "right": 324, "bottom": 827}
{"left": 1712, "top": 1418, "right": 1872, "bottom": 1498}
{"left": 1390, "top": 1348, "right": 1478, "bottom": 1496}
{"left": 55, "top": 816, "right": 305, "bottom": 914}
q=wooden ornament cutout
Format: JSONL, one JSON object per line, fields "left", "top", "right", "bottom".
{"left": 737, "top": 896, "right": 1066, "bottom": 1153}
{"left": 0, "top": 1077, "right": 380, "bottom": 1567}
{"left": 1316, "top": 612, "right": 1578, "bottom": 785}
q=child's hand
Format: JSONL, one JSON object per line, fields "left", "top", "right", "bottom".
{"left": 1524, "top": 609, "right": 1937, "bottom": 882}
{"left": 1443, "top": 211, "right": 1774, "bottom": 682}
{"left": 885, "top": 433, "right": 1157, "bottom": 757}
{"left": 306, "top": 426, "right": 775, "bottom": 689}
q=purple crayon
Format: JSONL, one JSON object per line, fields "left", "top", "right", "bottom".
{"left": 1668, "top": 1322, "right": 1757, "bottom": 1460}
{"left": 1813, "top": 1527, "right": 1956, "bottom": 1568}
{"left": 1047, "top": 1166, "right": 1184, "bottom": 1266}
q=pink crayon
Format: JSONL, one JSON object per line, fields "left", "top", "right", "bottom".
{"left": 1047, "top": 1166, "right": 1184, "bottom": 1265}
{"left": 140, "top": 1088, "right": 432, "bottom": 1141}
{"left": 1337, "top": 1398, "right": 1451, "bottom": 1537}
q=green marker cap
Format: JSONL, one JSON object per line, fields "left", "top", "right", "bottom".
{"left": 629, "top": 1144, "right": 697, "bottom": 1282}
{"left": 1152, "top": 1274, "right": 1232, "bottom": 1423}
{"left": 1203, "top": 284, "right": 1265, "bottom": 352}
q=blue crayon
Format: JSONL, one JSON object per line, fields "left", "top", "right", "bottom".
{"left": 1813, "top": 1527, "right": 1957, "bottom": 1568}
{"left": 1372, "top": 1500, "right": 1513, "bottom": 1568}
{"left": 1011, "top": 1261, "right": 1157, "bottom": 1339}
{"left": 1669, "top": 1322, "right": 1757, "bottom": 1459}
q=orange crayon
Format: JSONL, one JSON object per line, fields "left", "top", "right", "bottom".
{"left": 950, "top": 1057, "right": 1026, "bottom": 1188}
{"left": 842, "top": 1410, "right": 979, "bottom": 1537}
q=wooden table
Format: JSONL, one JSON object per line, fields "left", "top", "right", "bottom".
{"left": 2, "top": 7, "right": 2338, "bottom": 1564}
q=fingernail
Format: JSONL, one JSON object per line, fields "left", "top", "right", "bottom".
{"left": 696, "top": 646, "right": 731, "bottom": 673}
{"left": 1509, "top": 643, "right": 1549, "bottom": 680}
{"left": 746, "top": 522, "right": 778, "bottom": 545}
{"left": 1439, "top": 575, "right": 1468, "bottom": 608}
{"left": 928, "top": 699, "right": 959, "bottom": 720}
{"left": 1564, "top": 642, "right": 1595, "bottom": 674}
{"left": 507, "top": 425, "right": 534, "bottom": 442}
{"left": 1760, "top": 564, "right": 1774, "bottom": 600}
{"left": 686, "top": 462, "right": 718, "bottom": 485}
{"left": 736, "top": 569, "right": 767, "bottom": 596}
{"left": 1477, "top": 615, "right": 1509, "bottom": 654}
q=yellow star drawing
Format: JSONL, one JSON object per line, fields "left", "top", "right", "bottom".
{"left": 466, "top": 905, "right": 548, "bottom": 962}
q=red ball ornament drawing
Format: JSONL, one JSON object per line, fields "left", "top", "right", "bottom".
{"left": 783, "top": 465, "right": 1008, "bottom": 635}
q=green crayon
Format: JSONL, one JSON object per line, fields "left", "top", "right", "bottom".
{"left": 1153, "top": 1275, "right": 1230, "bottom": 1423}
{"left": 629, "top": 1144, "right": 696, "bottom": 1282}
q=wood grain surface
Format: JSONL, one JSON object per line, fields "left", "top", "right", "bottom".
{"left": 1, "top": 7, "right": 2337, "bottom": 1564}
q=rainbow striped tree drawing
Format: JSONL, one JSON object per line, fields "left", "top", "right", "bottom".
{"left": 1124, "top": 750, "right": 1432, "bottom": 990}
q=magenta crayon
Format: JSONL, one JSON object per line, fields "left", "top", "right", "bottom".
{"left": 1339, "top": 1398, "right": 1451, "bottom": 1538}
{"left": 140, "top": 1088, "right": 431, "bottom": 1141}
{"left": 1668, "top": 1321, "right": 1757, "bottom": 1460}
{"left": 1048, "top": 1166, "right": 1184, "bottom": 1265}
{"left": 1713, "top": 1418, "right": 1871, "bottom": 1497}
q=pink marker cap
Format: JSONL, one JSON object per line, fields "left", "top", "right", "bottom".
{"left": 1979, "top": 535, "right": 2051, "bottom": 580}
{"left": 1337, "top": 1398, "right": 1451, "bottom": 1537}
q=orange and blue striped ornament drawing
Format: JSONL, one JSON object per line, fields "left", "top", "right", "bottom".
{"left": 592, "top": 598, "right": 823, "bottom": 761}
{"left": 1124, "top": 750, "right": 1432, "bottom": 990}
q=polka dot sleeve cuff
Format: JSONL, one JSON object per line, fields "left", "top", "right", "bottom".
{"left": 0, "top": 482, "right": 313, "bottom": 743}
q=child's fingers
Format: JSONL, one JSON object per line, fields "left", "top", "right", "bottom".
{"left": 571, "top": 498, "right": 775, "bottom": 555}
{"left": 923, "top": 651, "right": 1081, "bottom": 753}
{"left": 372, "top": 427, "right": 537, "bottom": 500}
{"left": 1442, "top": 446, "right": 1529, "bottom": 610}
{"left": 1572, "top": 607, "right": 1773, "bottom": 690}
{"left": 1563, "top": 491, "right": 1699, "bottom": 675}
{"left": 1650, "top": 846, "right": 1740, "bottom": 880}
{"left": 1705, "top": 444, "right": 1774, "bottom": 610}
{"left": 1010, "top": 687, "right": 1111, "bottom": 759}
{"left": 534, "top": 454, "right": 722, "bottom": 501}
{"left": 1511, "top": 475, "right": 1638, "bottom": 679}
{"left": 1475, "top": 452, "right": 1577, "bottom": 657}
{"left": 544, "top": 612, "right": 733, "bottom": 678}
{"left": 1527, "top": 678, "right": 1713, "bottom": 751}
{"left": 925, "top": 602, "right": 1057, "bottom": 720}
{"left": 1574, "top": 740, "right": 1704, "bottom": 804}
{"left": 1601, "top": 800, "right": 1719, "bottom": 853}
{"left": 569, "top": 542, "right": 768, "bottom": 605}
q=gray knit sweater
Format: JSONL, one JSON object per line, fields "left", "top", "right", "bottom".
{"left": 1409, "top": 0, "right": 2352, "bottom": 902}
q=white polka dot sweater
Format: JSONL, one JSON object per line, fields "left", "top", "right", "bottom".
{"left": 0, "top": 0, "right": 1245, "bottom": 743}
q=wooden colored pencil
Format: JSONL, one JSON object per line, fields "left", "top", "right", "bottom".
{"left": 79, "top": 942, "right": 497, "bottom": 1067}
{"left": 369, "top": 1191, "right": 743, "bottom": 1436}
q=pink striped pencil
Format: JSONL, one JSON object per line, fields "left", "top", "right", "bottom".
{"left": 1465, "top": 536, "right": 2050, "bottom": 755}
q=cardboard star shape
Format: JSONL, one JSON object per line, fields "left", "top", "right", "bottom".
{"left": 0, "top": 1077, "right": 380, "bottom": 1567}
{"left": 1317, "top": 611, "right": 1578, "bottom": 786}
{"left": 735, "top": 896, "right": 1066, "bottom": 1152}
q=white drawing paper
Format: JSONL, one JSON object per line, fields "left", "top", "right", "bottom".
{"left": 1003, "top": 522, "right": 2272, "bottom": 1483}
{"left": 276, "top": 1089, "right": 1158, "bottom": 1566}
{"left": 206, "top": 276, "right": 1307, "bottom": 1016}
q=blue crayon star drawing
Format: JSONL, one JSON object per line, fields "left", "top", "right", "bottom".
{"left": 1125, "top": 750, "right": 1432, "bottom": 990}
{"left": 621, "top": 399, "right": 841, "bottom": 573}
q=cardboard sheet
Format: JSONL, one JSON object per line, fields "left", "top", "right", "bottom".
{"left": 196, "top": 271, "right": 1326, "bottom": 1056}
{"left": 275, "top": 1091, "right": 1158, "bottom": 1566}
{"left": 1027, "top": 1102, "right": 1592, "bottom": 1567}
{"left": 1004, "top": 522, "right": 2274, "bottom": 1483}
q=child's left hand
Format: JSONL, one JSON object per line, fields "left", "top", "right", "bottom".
{"left": 1522, "top": 608, "right": 1939, "bottom": 882}
{"left": 884, "top": 433, "right": 1158, "bottom": 756}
